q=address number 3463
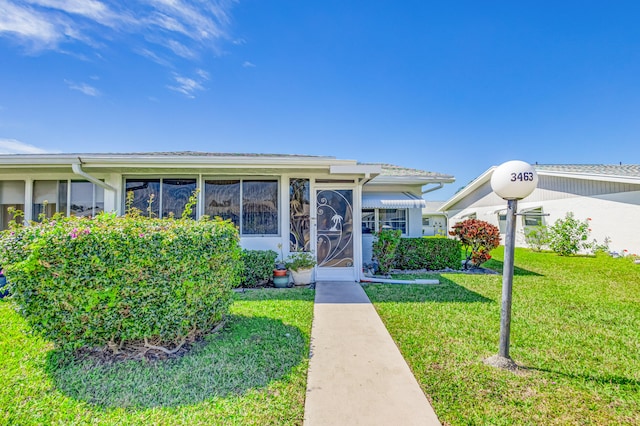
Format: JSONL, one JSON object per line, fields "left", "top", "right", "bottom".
{"left": 510, "top": 172, "right": 534, "bottom": 182}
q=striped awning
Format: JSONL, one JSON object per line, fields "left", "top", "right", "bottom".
{"left": 362, "top": 192, "right": 426, "bottom": 209}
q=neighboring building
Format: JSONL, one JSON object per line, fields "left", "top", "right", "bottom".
{"left": 440, "top": 164, "right": 640, "bottom": 254}
{"left": 0, "top": 152, "right": 454, "bottom": 281}
{"left": 421, "top": 202, "right": 448, "bottom": 236}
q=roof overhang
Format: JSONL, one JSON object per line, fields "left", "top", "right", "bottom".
{"left": 0, "top": 152, "right": 367, "bottom": 175}
{"left": 537, "top": 170, "right": 640, "bottom": 185}
{"left": 439, "top": 166, "right": 496, "bottom": 211}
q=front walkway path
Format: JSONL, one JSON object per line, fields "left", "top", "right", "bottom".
{"left": 303, "top": 281, "right": 441, "bottom": 425}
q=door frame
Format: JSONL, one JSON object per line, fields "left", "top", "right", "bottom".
{"left": 312, "top": 182, "right": 362, "bottom": 282}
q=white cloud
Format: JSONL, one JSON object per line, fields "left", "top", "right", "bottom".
{"left": 65, "top": 79, "right": 101, "bottom": 96}
{"left": 166, "top": 70, "right": 209, "bottom": 98}
{"left": 0, "top": 0, "right": 237, "bottom": 59}
{"left": 242, "top": 61, "right": 255, "bottom": 68}
{"left": 0, "top": 138, "right": 50, "bottom": 154}
{"left": 0, "top": 0, "right": 70, "bottom": 49}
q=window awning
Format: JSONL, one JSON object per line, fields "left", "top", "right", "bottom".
{"left": 362, "top": 192, "right": 426, "bottom": 209}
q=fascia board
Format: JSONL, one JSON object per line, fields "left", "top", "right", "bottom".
{"left": 537, "top": 170, "right": 640, "bottom": 185}
{"left": 0, "top": 155, "right": 79, "bottom": 165}
{"left": 0, "top": 154, "right": 357, "bottom": 169}
{"left": 369, "top": 176, "right": 455, "bottom": 185}
{"left": 439, "top": 166, "right": 495, "bottom": 211}
{"left": 330, "top": 164, "right": 382, "bottom": 176}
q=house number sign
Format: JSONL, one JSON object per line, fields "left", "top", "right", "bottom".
{"left": 490, "top": 160, "right": 538, "bottom": 200}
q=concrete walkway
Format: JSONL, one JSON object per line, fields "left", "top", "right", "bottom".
{"left": 304, "top": 281, "right": 441, "bottom": 425}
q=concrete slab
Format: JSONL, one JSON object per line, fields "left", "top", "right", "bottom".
{"left": 304, "top": 281, "right": 441, "bottom": 426}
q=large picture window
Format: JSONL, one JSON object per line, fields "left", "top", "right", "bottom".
{"left": 204, "top": 180, "right": 240, "bottom": 225}
{"left": 125, "top": 179, "right": 161, "bottom": 217}
{"left": 162, "top": 179, "right": 197, "bottom": 219}
{"left": 33, "top": 180, "right": 58, "bottom": 221}
{"left": 125, "top": 178, "right": 197, "bottom": 219}
{"left": 362, "top": 208, "right": 407, "bottom": 234}
{"left": 68, "top": 181, "right": 104, "bottom": 217}
{"left": 242, "top": 180, "right": 278, "bottom": 235}
{"left": 204, "top": 178, "right": 278, "bottom": 235}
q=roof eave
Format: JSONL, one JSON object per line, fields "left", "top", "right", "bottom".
{"left": 368, "top": 176, "right": 455, "bottom": 185}
{"left": 439, "top": 166, "right": 496, "bottom": 211}
{"left": 0, "top": 153, "right": 358, "bottom": 169}
{"left": 537, "top": 170, "right": 640, "bottom": 185}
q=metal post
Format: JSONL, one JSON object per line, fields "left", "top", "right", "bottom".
{"left": 499, "top": 199, "right": 518, "bottom": 359}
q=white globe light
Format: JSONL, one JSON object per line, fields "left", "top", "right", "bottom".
{"left": 490, "top": 160, "right": 538, "bottom": 200}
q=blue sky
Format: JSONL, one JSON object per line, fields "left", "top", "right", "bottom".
{"left": 1, "top": 1, "right": 639, "bottom": 200}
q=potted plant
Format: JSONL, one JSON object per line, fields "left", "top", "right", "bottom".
{"left": 274, "top": 243, "right": 288, "bottom": 276}
{"left": 285, "top": 252, "right": 316, "bottom": 286}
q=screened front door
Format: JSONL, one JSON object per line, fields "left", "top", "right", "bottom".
{"left": 315, "top": 188, "right": 356, "bottom": 281}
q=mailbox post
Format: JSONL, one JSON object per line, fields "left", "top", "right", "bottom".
{"left": 486, "top": 160, "right": 538, "bottom": 369}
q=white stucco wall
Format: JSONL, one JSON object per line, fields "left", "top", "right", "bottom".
{"left": 447, "top": 189, "right": 640, "bottom": 255}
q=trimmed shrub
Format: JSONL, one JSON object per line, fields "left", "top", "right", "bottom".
{"left": 372, "top": 229, "right": 402, "bottom": 274}
{"left": 394, "top": 237, "right": 461, "bottom": 271}
{"left": 449, "top": 219, "right": 501, "bottom": 268}
{"left": 524, "top": 225, "right": 549, "bottom": 252}
{"left": 548, "top": 212, "right": 591, "bottom": 256}
{"left": 240, "top": 249, "right": 278, "bottom": 288}
{"left": 0, "top": 213, "right": 242, "bottom": 355}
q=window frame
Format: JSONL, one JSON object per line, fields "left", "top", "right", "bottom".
{"left": 204, "top": 177, "right": 280, "bottom": 236}
{"left": 361, "top": 208, "right": 408, "bottom": 235}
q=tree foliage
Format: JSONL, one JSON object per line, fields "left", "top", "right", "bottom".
{"left": 449, "top": 219, "right": 501, "bottom": 268}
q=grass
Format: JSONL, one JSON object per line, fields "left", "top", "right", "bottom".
{"left": 365, "top": 248, "right": 640, "bottom": 425}
{"left": 0, "top": 288, "right": 314, "bottom": 425}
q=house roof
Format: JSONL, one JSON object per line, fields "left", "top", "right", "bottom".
{"left": 360, "top": 162, "right": 455, "bottom": 185}
{"left": 439, "top": 163, "right": 640, "bottom": 212}
{"left": 0, "top": 152, "right": 454, "bottom": 185}
{"left": 534, "top": 164, "right": 640, "bottom": 178}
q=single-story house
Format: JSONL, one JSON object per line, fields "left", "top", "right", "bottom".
{"left": 0, "top": 152, "right": 454, "bottom": 281}
{"left": 421, "top": 202, "right": 448, "bottom": 236}
{"left": 440, "top": 164, "right": 640, "bottom": 255}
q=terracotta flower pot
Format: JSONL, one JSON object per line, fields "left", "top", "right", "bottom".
{"left": 273, "top": 269, "right": 288, "bottom": 277}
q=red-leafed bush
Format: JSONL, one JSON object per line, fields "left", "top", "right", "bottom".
{"left": 449, "top": 219, "right": 501, "bottom": 268}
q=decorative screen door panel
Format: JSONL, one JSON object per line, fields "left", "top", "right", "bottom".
{"left": 316, "top": 189, "right": 354, "bottom": 270}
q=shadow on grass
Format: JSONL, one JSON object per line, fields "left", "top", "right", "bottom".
{"left": 483, "top": 259, "right": 544, "bottom": 276}
{"left": 47, "top": 315, "right": 307, "bottom": 408}
{"left": 364, "top": 275, "right": 493, "bottom": 303}
{"left": 524, "top": 365, "right": 640, "bottom": 388}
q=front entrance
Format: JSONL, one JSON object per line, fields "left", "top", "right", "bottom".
{"left": 314, "top": 188, "right": 356, "bottom": 281}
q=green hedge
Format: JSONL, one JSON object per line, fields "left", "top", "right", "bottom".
{"left": 0, "top": 213, "right": 242, "bottom": 354}
{"left": 240, "top": 249, "right": 278, "bottom": 288}
{"left": 393, "top": 237, "right": 461, "bottom": 270}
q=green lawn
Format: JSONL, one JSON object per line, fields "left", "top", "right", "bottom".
{"left": 0, "top": 288, "right": 314, "bottom": 425}
{"left": 365, "top": 248, "right": 640, "bottom": 425}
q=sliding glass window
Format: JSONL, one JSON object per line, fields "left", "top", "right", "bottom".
{"left": 242, "top": 180, "right": 278, "bottom": 235}
{"left": 67, "top": 181, "right": 104, "bottom": 217}
{"left": 204, "top": 180, "right": 240, "bottom": 226}
{"left": 33, "top": 180, "right": 58, "bottom": 222}
{"left": 125, "top": 178, "right": 196, "bottom": 219}
{"left": 204, "top": 179, "right": 278, "bottom": 235}
{"left": 125, "top": 179, "right": 161, "bottom": 217}
{"left": 162, "top": 179, "right": 197, "bottom": 219}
